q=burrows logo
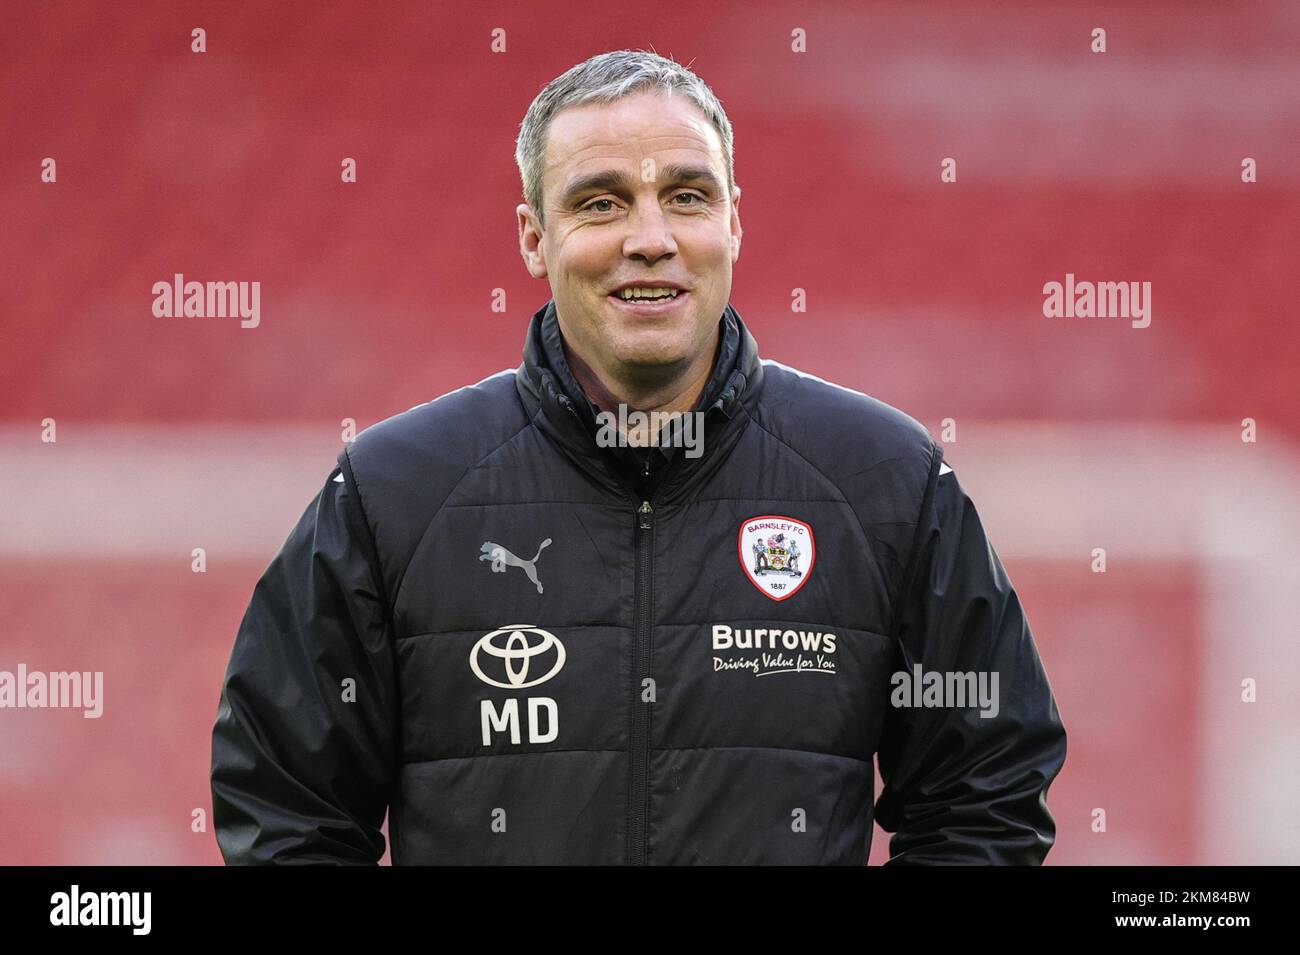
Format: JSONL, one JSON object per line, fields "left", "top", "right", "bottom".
{"left": 738, "top": 515, "right": 815, "bottom": 601}
{"left": 711, "top": 624, "right": 838, "bottom": 676}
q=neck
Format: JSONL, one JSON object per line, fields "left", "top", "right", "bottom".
{"left": 562, "top": 325, "right": 720, "bottom": 448}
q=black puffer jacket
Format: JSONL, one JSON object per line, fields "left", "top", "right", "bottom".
{"left": 210, "top": 298, "right": 1067, "bottom": 865}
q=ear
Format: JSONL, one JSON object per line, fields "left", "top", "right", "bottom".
{"left": 518, "top": 203, "right": 548, "bottom": 279}
{"left": 729, "top": 187, "right": 743, "bottom": 263}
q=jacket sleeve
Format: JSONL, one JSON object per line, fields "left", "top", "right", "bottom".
{"left": 210, "top": 450, "right": 399, "bottom": 864}
{"left": 873, "top": 444, "right": 1067, "bottom": 864}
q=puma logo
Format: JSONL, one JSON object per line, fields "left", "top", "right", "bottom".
{"left": 479, "top": 538, "right": 552, "bottom": 594}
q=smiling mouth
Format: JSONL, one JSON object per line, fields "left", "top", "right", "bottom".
{"left": 608, "top": 289, "right": 689, "bottom": 312}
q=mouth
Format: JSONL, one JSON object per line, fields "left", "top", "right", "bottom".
{"left": 607, "top": 287, "right": 689, "bottom": 316}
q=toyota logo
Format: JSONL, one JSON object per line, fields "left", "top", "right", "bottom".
{"left": 469, "top": 625, "right": 566, "bottom": 689}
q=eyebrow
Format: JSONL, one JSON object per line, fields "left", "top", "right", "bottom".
{"left": 559, "top": 163, "right": 723, "bottom": 207}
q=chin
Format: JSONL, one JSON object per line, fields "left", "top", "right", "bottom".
{"left": 614, "top": 327, "right": 691, "bottom": 358}
{"left": 615, "top": 347, "right": 684, "bottom": 368}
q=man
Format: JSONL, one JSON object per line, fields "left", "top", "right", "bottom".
{"left": 211, "top": 49, "right": 1066, "bottom": 865}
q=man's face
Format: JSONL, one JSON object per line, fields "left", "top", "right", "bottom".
{"left": 518, "top": 91, "right": 742, "bottom": 381}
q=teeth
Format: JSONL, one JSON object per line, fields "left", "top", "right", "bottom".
{"left": 617, "top": 287, "right": 680, "bottom": 301}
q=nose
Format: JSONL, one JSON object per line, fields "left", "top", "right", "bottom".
{"left": 622, "top": 202, "right": 678, "bottom": 264}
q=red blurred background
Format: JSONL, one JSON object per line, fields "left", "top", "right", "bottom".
{"left": 1, "top": 1, "right": 1297, "bottom": 864}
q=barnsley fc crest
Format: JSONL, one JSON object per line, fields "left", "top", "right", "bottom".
{"left": 737, "top": 515, "right": 815, "bottom": 601}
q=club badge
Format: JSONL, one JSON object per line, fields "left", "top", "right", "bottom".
{"left": 737, "top": 515, "right": 815, "bottom": 601}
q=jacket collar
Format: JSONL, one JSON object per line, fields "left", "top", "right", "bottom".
{"left": 516, "top": 297, "right": 764, "bottom": 504}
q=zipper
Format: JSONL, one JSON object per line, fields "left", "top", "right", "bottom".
{"left": 558, "top": 387, "right": 659, "bottom": 864}
{"left": 628, "top": 492, "right": 655, "bottom": 864}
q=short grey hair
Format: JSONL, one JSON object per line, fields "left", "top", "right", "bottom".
{"left": 515, "top": 49, "right": 737, "bottom": 229}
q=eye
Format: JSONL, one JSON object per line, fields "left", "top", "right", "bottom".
{"left": 583, "top": 198, "right": 617, "bottom": 213}
{"left": 672, "top": 192, "right": 704, "bottom": 207}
